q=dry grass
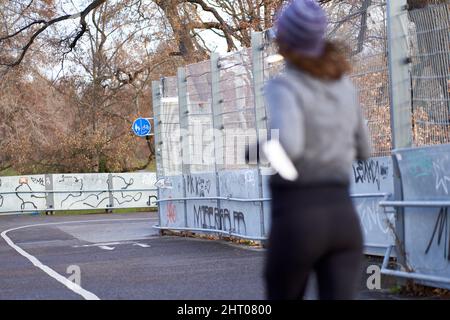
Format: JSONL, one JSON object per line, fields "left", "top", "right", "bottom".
{"left": 399, "top": 280, "right": 450, "bottom": 299}
{"left": 159, "top": 229, "right": 262, "bottom": 247}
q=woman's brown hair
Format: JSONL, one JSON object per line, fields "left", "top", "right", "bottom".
{"left": 277, "top": 40, "right": 351, "bottom": 81}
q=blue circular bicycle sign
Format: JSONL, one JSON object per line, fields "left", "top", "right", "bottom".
{"left": 132, "top": 118, "right": 152, "bottom": 137}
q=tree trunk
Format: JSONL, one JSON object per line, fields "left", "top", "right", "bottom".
{"left": 156, "top": 0, "right": 207, "bottom": 64}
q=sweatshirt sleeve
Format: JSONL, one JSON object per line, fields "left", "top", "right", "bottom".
{"left": 264, "top": 78, "right": 305, "bottom": 160}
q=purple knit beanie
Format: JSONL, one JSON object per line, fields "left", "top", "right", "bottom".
{"left": 275, "top": 0, "right": 328, "bottom": 58}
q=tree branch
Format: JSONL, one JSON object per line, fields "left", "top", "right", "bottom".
{"left": 186, "top": 0, "right": 237, "bottom": 51}
{"left": 0, "top": 0, "right": 107, "bottom": 67}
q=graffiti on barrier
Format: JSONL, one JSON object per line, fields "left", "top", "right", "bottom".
{"left": 30, "top": 177, "right": 45, "bottom": 187}
{"left": 15, "top": 177, "right": 46, "bottom": 210}
{"left": 357, "top": 198, "right": 394, "bottom": 235}
{"left": 167, "top": 199, "right": 177, "bottom": 224}
{"left": 111, "top": 175, "right": 142, "bottom": 205}
{"left": 0, "top": 177, "right": 46, "bottom": 211}
{"left": 147, "top": 195, "right": 158, "bottom": 207}
{"left": 0, "top": 173, "right": 157, "bottom": 212}
{"left": 58, "top": 175, "right": 109, "bottom": 209}
{"left": 193, "top": 204, "right": 246, "bottom": 234}
{"left": 185, "top": 175, "right": 212, "bottom": 197}
{"left": 353, "top": 159, "right": 389, "bottom": 191}
{"left": 424, "top": 207, "right": 450, "bottom": 260}
{"left": 432, "top": 158, "right": 450, "bottom": 194}
{"left": 58, "top": 174, "right": 144, "bottom": 209}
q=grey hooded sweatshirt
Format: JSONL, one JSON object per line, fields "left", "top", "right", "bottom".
{"left": 265, "top": 64, "right": 371, "bottom": 186}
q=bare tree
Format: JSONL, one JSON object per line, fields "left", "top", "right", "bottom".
{"left": 56, "top": 1, "right": 174, "bottom": 172}
{"left": 0, "top": 0, "right": 287, "bottom": 67}
{"left": 0, "top": 0, "right": 107, "bottom": 67}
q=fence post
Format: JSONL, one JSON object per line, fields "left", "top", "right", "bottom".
{"left": 387, "top": 0, "right": 412, "bottom": 270}
{"left": 107, "top": 173, "right": 114, "bottom": 213}
{"left": 44, "top": 174, "right": 54, "bottom": 215}
{"left": 210, "top": 52, "right": 223, "bottom": 233}
{"left": 152, "top": 81, "right": 164, "bottom": 179}
{"left": 251, "top": 31, "right": 268, "bottom": 239}
{"left": 177, "top": 67, "right": 189, "bottom": 228}
{"left": 152, "top": 80, "right": 163, "bottom": 228}
{"left": 387, "top": 0, "right": 412, "bottom": 149}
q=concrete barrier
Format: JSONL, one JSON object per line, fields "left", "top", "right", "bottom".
{"left": 0, "top": 172, "right": 157, "bottom": 215}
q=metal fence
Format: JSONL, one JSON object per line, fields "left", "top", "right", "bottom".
{"left": 323, "top": 0, "right": 392, "bottom": 156}
{"left": 409, "top": 3, "right": 450, "bottom": 146}
{"left": 152, "top": 0, "right": 450, "bottom": 289}
{"left": 156, "top": 1, "right": 394, "bottom": 174}
{"left": 160, "top": 76, "right": 182, "bottom": 176}
{"left": 153, "top": 1, "right": 396, "bottom": 243}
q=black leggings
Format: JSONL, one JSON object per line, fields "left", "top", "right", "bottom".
{"left": 265, "top": 184, "right": 364, "bottom": 300}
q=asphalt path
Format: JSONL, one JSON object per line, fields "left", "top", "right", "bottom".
{"left": 0, "top": 212, "right": 265, "bottom": 300}
{"left": 0, "top": 212, "right": 431, "bottom": 300}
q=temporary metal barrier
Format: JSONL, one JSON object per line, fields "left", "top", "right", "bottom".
{"left": 153, "top": 2, "right": 398, "bottom": 248}
{"left": 0, "top": 173, "right": 158, "bottom": 215}
{"left": 153, "top": 0, "right": 450, "bottom": 289}
{"left": 153, "top": 1, "right": 395, "bottom": 248}
{"left": 381, "top": 245, "right": 450, "bottom": 286}
{"left": 378, "top": 144, "right": 450, "bottom": 289}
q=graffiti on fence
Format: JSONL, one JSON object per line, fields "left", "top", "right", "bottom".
{"left": 59, "top": 175, "right": 87, "bottom": 207}
{"left": 58, "top": 175, "right": 109, "bottom": 209}
{"left": 352, "top": 159, "right": 389, "bottom": 191}
{"left": 111, "top": 175, "right": 142, "bottom": 205}
{"left": 424, "top": 207, "right": 450, "bottom": 260}
{"left": 193, "top": 204, "right": 246, "bottom": 234}
{"left": 185, "top": 175, "right": 212, "bottom": 197}
{"left": 432, "top": 158, "right": 450, "bottom": 194}
{"left": 0, "top": 176, "right": 46, "bottom": 211}
{"left": 147, "top": 195, "right": 158, "bottom": 207}
{"left": 402, "top": 150, "right": 434, "bottom": 179}
{"left": 0, "top": 173, "right": 157, "bottom": 212}
{"left": 357, "top": 198, "right": 393, "bottom": 235}
{"left": 31, "top": 177, "right": 45, "bottom": 186}
{"left": 15, "top": 177, "right": 46, "bottom": 210}
{"left": 58, "top": 174, "right": 144, "bottom": 208}
{"left": 167, "top": 198, "right": 177, "bottom": 224}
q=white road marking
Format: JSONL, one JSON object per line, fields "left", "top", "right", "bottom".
{"left": 133, "top": 243, "right": 150, "bottom": 248}
{"left": 73, "top": 239, "right": 152, "bottom": 249}
{"left": 98, "top": 245, "right": 115, "bottom": 251}
{"left": 1, "top": 228, "right": 100, "bottom": 300}
{"left": 0, "top": 217, "right": 154, "bottom": 300}
{"left": 73, "top": 241, "right": 123, "bottom": 248}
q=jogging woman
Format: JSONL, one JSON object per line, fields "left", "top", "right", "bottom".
{"left": 264, "top": 0, "right": 371, "bottom": 300}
